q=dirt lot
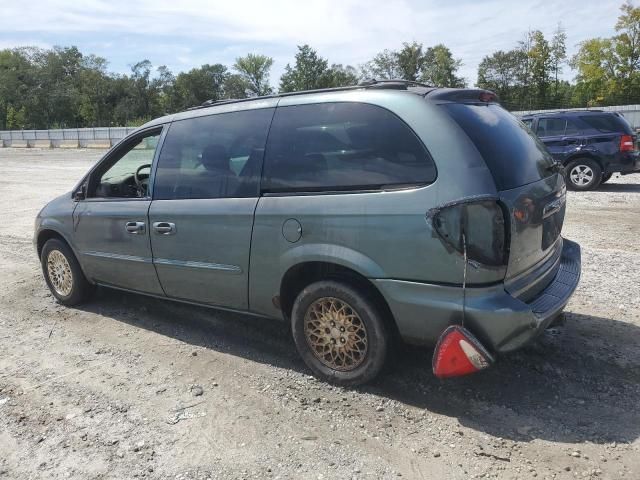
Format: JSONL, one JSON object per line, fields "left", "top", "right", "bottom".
{"left": 0, "top": 148, "right": 639, "bottom": 480}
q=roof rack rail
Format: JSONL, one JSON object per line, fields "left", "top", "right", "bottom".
{"left": 186, "top": 97, "right": 261, "bottom": 111}
{"left": 525, "top": 109, "right": 605, "bottom": 115}
{"left": 183, "top": 79, "right": 435, "bottom": 112}
{"left": 358, "top": 78, "right": 434, "bottom": 89}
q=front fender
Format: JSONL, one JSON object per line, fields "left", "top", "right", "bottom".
{"left": 34, "top": 192, "right": 79, "bottom": 258}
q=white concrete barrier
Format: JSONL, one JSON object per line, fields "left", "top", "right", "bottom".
{"left": 0, "top": 127, "right": 137, "bottom": 148}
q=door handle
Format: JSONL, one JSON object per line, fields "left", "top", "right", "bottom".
{"left": 153, "top": 222, "right": 176, "bottom": 235}
{"left": 125, "top": 221, "right": 145, "bottom": 234}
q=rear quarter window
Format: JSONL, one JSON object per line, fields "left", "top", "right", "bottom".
{"left": 579, "top": 114, "right": 633, "bottom": 134}
{"left": 262, "top": 102, "right": 436, "bottom": 193}
{"left": 442, "top": 103, "right": 554, "bottom": 191}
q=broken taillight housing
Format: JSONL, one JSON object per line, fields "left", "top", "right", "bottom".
{"left": 431, "top": 199, "right": 508, "bottom": 267}
{"left": 432, "top": 325, "right": 494, "bottom": 378}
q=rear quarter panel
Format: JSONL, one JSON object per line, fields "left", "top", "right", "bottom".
{"left": 248, "top": 91, "right": 499, "bottom": 318}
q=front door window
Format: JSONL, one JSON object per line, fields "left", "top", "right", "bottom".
{"left": 90, "top": 131, "right": 161, "bottom": 199}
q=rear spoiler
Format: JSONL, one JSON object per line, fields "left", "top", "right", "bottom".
{"left": 426, "top": 88, "right": 498, "bottom": 104}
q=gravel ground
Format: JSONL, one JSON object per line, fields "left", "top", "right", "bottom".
{"left": 0, "top": 148, "right": 639, "bottom": 480}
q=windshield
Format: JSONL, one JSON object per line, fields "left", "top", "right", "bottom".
{"left": 442, "top": 103, "right": 555, "bottom": 191}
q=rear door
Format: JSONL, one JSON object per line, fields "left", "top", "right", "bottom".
{"left": 443, "top": 104, "right": 565, "bottom": 279}
{"left": 535, "top": 117, "right": 567, "bottom": 161}
{"left": 148, "top": 107, "right": 275, "bottom": 309}
{"left": 73, "top": 127, "right": 164, "bottom": 294}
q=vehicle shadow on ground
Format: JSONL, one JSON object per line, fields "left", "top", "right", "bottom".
{"left": 81, "top": 288, "right": 640, "bottom": 446}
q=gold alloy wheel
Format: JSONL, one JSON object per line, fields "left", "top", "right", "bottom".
{"left": 47, "top": 250, "right": 73, "bottom": 297}
{"left": 304, "top": 297, "right": 368, "bottom": 371}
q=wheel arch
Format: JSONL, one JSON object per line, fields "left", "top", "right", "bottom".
{"left": 36, "top": 228, "right": 69, "bottom": 257}
{"left": 564, "top": 152, "right": 604, "bottom": 170}
{"left": 36, "top": 228, "right": 90, "bottom": 282}
{"left": 279, "top": 261, "right": 400, "bottom": 339}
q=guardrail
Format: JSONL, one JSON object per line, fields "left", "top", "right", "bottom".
{"left": 0, "top": 127, "right": 138, "bottom": 148}
{"left": 512, "top": 104, "right": 640, "bottom": 129}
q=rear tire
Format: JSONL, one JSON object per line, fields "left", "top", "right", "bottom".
{"left": 41, "top": 238, "right": 93, "bottom": 305}
{"left": 601, "top": 173, "right": 613, "bottom": 184}
{"left": 565, "top": 158, "right": 602, "bottom": 191}
{"left": 291, "top": 280, "right": 388, "bottom": 386}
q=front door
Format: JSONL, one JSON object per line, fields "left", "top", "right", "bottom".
{"left": 73, "top": 127, "right": 165, "bottom": 295}
{"left": 148, "top": 107, "right": 275, "bottom": 309}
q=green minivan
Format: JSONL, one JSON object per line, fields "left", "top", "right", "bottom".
{"left": 35, "top": 81, "right": 581, "bottom": 385}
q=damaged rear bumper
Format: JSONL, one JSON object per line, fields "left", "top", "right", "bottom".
{"left": 373, "top": 238, "right": 581, "bottom": 354}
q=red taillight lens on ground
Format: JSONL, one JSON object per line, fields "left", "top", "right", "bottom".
{"left": 432, "top": 325, "right": 494, "bottom": 378}
{"left": 620, "top": 135, "right": 636, "bottom": 152}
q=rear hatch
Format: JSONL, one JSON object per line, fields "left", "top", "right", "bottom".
{"left": 579, "top": 112, "right": 638, "bottom": 151}
{"left": 441, "top": 100, "right": 566, "bottom": 282}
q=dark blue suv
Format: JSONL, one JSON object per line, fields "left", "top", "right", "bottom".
{"left": 521, "top": 110, "right": 639, "bottom": 190}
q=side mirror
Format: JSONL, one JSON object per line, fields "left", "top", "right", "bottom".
{"left": 73, "top": 183, "right": 86, "bottom": 201}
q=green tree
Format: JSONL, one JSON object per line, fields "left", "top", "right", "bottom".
{"left": 395, "top": 42, "right": 425, "bottom": 81}
{"left": 77, "top": 55, "right": 111, "bottom": 126}
{"left": 421, "top": 44, "right": 466, "bottom": 87}
{"left": 571, "top": 38, "right": 617, "bottom": 105}
{"left": 173, "top": 64, "right": 228, "bottom": 109}
{"left": 551, "top": 24, "right": 568, "bottom": 99}
{"left": 323, "top": 64, "right": 359, "bottom": 87}
{"left": 6, "top": 105, "right": 26, "bottom": 129}
{"left": 0, "top": 49, "right": 32, "bottom": 129}
{"left": 362, "top": 49, "right": 401, "bottom": 79}
{"left": 364, "top": 42, "right": 464, "bottom": 86}
{"left": 233, "top": 54, "right": 274, "bottom": 96}
{"left": 279, "top": 45, "right": 330, "bottom": 92}
{"left": 153, "top": 65, "right": 177, "bottom": 114}
{"left": 223, "top": 74, "right": 250, "bottom": 99}
{"left": 130, "top": 60, "right": 155, "bottom": 121}
{"left": 614, "top": 1, "right": 640, "bottom": 100}
{"left": 528, "top": 30, "right": 553, "bottom": 108}
{"left": 477, "top": 50, "right": 523, "bottom": 107}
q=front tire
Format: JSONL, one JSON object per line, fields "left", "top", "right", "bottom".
{"left": 291, "top": 281, "right": 388, "bottom": 386}
{"left": 566, "top": 158, "right": 602, "bottom": 191}
{"left": 41, "top": 238, "right": 93, "bottom": 305}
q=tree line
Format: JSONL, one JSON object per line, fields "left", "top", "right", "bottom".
{"left": 477, "top": 2, "right": 640, "bottom": 111}
{"left": 0, "top": 1, "right": 638, "bottom": 130}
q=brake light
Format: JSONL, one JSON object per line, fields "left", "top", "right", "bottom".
{"left": 479, "top": 91, "right": 497, "bottom": 103}
{"left": 432, "top": 326, "right": 494, "bottom": 378}
{"left": 620, "top": 135, "right": 636, "bottom": 152}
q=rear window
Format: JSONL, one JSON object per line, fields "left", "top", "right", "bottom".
{"left": 579, "top": 114, "right": 633, "bottom": 134}
{"left": 442, "top": 103, "right": 554, "bottom": 191}
{"left": 262, "top": 102, "right": 436, "bottom": 193}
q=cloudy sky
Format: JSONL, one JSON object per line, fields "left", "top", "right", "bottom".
{"left": 0, "top": 0, "right": 626, "bottom": 86}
